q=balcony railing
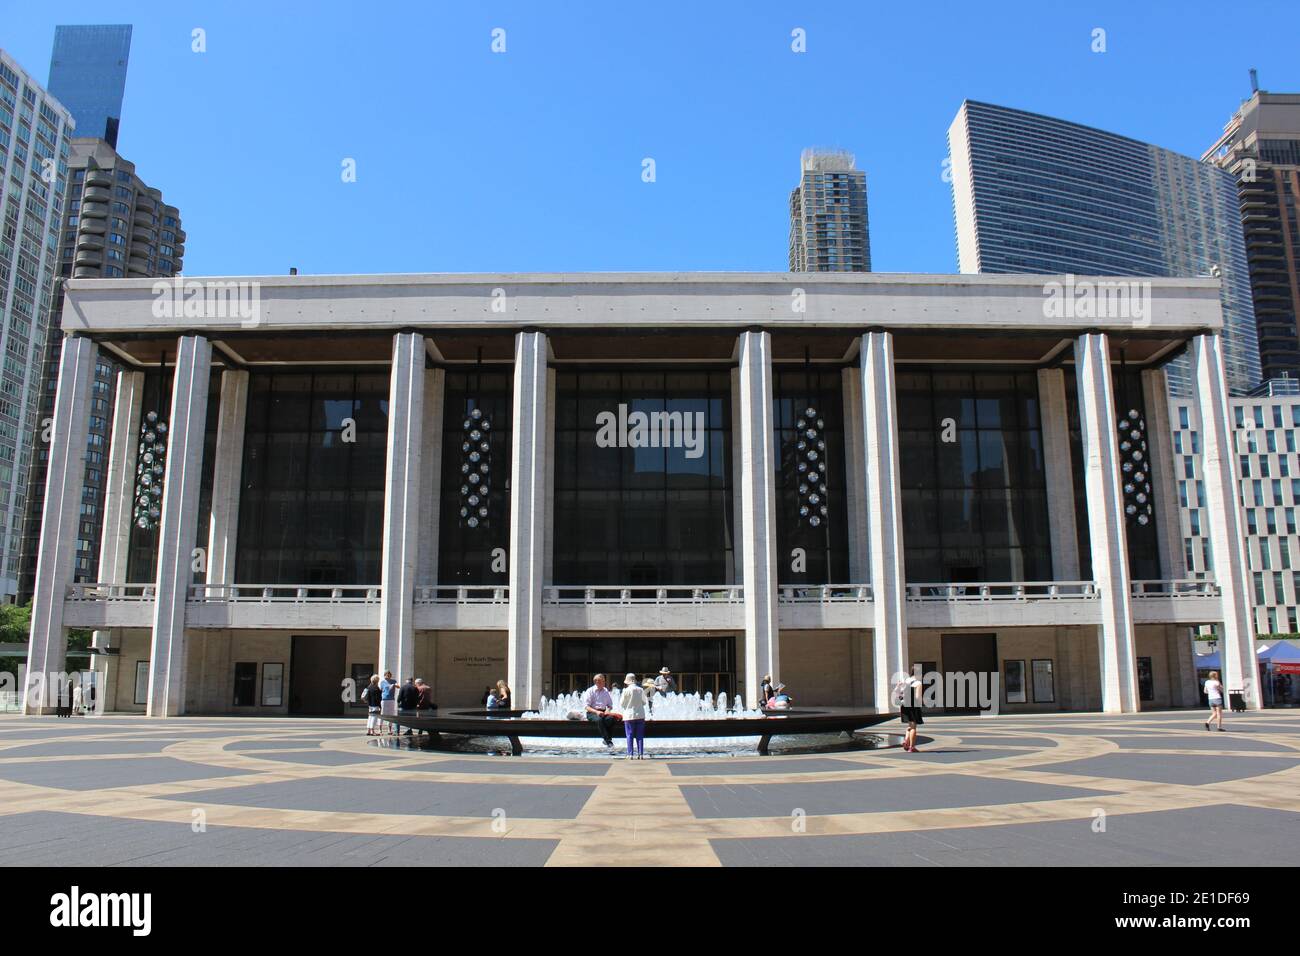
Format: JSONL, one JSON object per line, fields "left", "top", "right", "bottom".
{"left": 414, "top": 585, "right": 509, "bottom": 604}
{"left": 67, "top": 583, "right": 155, "bottom": 601}
{"left": 543, "top": 585, "right": 743, "bottom": 604}
{"left": 778, "top": 584, "right": 872, "bottom": 602}
{"left": 187, "top": 584, "right": 381, "bottom": 603}
{"left": 905, "top": 581, "right": 1097, "bottom": 601}
{"left": 1131, "top": 578, "right": 1221, "bottom": 599}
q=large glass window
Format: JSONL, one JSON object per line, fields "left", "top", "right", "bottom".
{"left": 235, "top": 370, "right": 388, "bottom": 584}
{"left": 774, "top": 369, "right": 850, "bottom": 583}
{"left": 436, "top": 370, "right": 513, "bottom": 585}
{"left": 553, "top": 369, "right": 734, "bottom": 585}
{"left": 897, "top": 369, "right": 1050, "bottom": 582}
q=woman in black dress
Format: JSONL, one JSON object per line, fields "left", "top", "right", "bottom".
{"left": 898, "top": 673, "right": 924, "bottom": 752}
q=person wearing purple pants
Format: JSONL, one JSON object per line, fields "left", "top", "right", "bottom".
{"left": 620, "top": 673, "right": 648, "bottom": 759}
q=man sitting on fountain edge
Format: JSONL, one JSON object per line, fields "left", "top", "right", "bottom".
{"left": 582, "top": 674, "right": 622, "bottom": 748}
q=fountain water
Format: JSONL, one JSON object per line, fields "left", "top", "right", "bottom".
{"left": 522, "top": 690, "right": 767, "bottom": 722}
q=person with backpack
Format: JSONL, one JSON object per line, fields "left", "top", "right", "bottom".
{"left": 361, "top": 675, "right": 382, "bottom": 735}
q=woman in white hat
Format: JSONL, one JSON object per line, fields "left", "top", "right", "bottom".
{"left": 620, "top": 673, "right": 648, "bottom": 759}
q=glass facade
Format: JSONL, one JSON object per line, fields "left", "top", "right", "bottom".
{"left": 553, "top": 369, "right": 734, "bottom": 585}
{"left": 234, "top": 371, "right": 388, "bottom": 584}
{"left": 47, "top": 25, "right": 132, "bottom": 148}
{"left": 952, "top": 100, "right": 1261, "bottom": 395}
{"left": 774, "top": 369, "right": 850, "bottom": 583}
{"left": 436, "top": 370, "right": 513, "bottom": 585}
{"left": 896, "top": 369, "right": 1051, "bottom": 582}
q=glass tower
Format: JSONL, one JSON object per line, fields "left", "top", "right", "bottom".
{"left": 948, "top": 100, "right": 1261, "bottom": 396}
{"left": 47, "top": 25, "right": 132, "bottom": 148}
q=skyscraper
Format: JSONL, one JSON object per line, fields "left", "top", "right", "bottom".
{"left": 47, "top": 25, "right": 131, "bottom": 149}
{"left": 1204, "top": 89, "right": 1300, "bottom": 385}
{"left": 948, "top": 100, "right": 1260, "bottom": 395}
{"left": 0, "top": 50, "right": 75, "bottom": 600}
{"left": 789, "top": 149, "right": 871, "bottom": 272}
{"left": 17, "top": 140, "right": 185, "bottom": 600}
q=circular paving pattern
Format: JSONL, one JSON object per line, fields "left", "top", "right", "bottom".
{"left": 1, "top": 710, "right": 1297, "bottom": 866}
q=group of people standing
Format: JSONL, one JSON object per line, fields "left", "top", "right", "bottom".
{"left": 360, "top": 671, "right": 435, "bottom": 736}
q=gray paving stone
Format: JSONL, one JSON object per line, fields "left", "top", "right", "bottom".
{"left": 391, "top": 759, "right": 610, "bottom": 776}
{"left": 681, "top": 772, "right": 1107, "bottom": 818}
{"left": 1025, "top": 752, "right": 1300, "bottom": 785}
{"left": 0, "top": 757, "right": 250, "bottom": 789}
{"left": 0, "top": 738, "right": 178, "bottom": 758}
{"left": 0, "top": 811, "right": 557, "bottom": 867}
{"left": 162, "top": 776, "right": 595, "bottom": 818}
{"left": 710, "top": 803, "right": 1300, "bottom": 867}
{"left": 1104, "top": 734, "right": 1298, "bottom": 754}
{"left": 667, "top": 757, "right": 871, "bottom": 777}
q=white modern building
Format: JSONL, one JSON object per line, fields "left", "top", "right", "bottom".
{"left": 1173, "top": 383, "right": 1300, "bottom": 637}
{"left": 0, "top": 50, "right": 74, "bottom": 600}
{"left": 24, "top": 272, "right": 1260, "bottom": 716}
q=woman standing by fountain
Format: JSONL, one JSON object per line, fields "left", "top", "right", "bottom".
{"left": 620, "top": 673, "right": 648, "bottom": 759}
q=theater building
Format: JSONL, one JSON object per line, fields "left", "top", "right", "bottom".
{"left": 24, "top": 272, "right": 1260, "bottom": 716}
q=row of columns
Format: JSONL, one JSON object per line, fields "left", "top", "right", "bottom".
{"left": 25, "top": 326, "right": 1260, "bottom": 715}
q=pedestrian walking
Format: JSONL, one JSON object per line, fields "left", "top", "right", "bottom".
{"left": 1204, "top": 670, "right": 1226, "bottom": 732}
{"left": 894, "top": 671, "right": 924, "bottom": 752}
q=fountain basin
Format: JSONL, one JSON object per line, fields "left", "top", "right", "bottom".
{"left": 379, "top": 707, "right": 896, "bottom": 756}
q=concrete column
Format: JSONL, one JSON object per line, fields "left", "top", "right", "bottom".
{"left": 861, "top": 331, "right": 908, "bottom": 713}
{"left": 508, "top": 331, "right": 548, "bottom": 708}
{"left": 737, "top": 331, "right": 779, "bottom": 708}
{"left": 1165, "top": 624, "right": 1199, "bottom": 707}
{"left": 416, "top": 367, "right": 444, "bottom": 587}
{"left": 148, "top": 335, "right": 212, "bottom": 716}
{"left": 206, "top": 370, "right": 249, "bottom": 586}
{"left": 1193, "top": 333, "right": 1260, "bottom": 709}
{"left": 1074, "top": 332, "right": 1139, "bottom": 713}
{"left": 24, "top": 335, "right": 98, "bottom": 714}
{"left": 841, "top": 366, "right": 870, "bottom": 583}
{"left": 1037, "top": 368, "right": 1081, "bottom": 580}
{"left": 1142, "top": 367, "right": 1187, "bottom": 581}
{"left": 379, "top": 332, "right": 425, "bottom": 682}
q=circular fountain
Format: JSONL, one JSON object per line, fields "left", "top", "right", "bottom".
{"left": 374, "top": 690, "right": 898, "bottom": 757}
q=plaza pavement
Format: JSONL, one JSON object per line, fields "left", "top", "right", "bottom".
{"left": 0, "top": 709, "right": 1297, "bottom": 866}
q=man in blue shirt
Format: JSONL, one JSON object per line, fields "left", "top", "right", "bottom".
{"left": 379, "top": 671, "right": 398, "bottom": 735}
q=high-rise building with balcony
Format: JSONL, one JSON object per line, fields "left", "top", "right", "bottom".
{"left": 789, "top": 149, "right": 871, "bottom": 272}
{"left": 46, "top": 25, "right": 131, "bottom": 149}
{"left": 1204, "top": 90, "right": 1300, "bottom": 385}
{"left": 0, "top": 50, "right": 74, "bottom": 601}
{"left": 17, "top": 139, "right": 184, "bottom": 600}
{"left": 948, "top": 100, "right": 1260, "bottom": 396}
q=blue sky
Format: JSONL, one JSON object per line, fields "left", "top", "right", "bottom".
{"left": 5, "top": 1, "right": 1299, "bottom": 276}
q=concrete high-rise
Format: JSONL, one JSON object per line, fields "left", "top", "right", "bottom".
{"left": 47, "top": 25, "right": 131, "bottom": 149}
{"left": 789, "top": 149, "right": 871, "bottom": 272}
{"left": 16, "top": 140, "right": 184, "bottom": 601}
{"left": 1204, "top": 89, "right": 1300, "bottom": 385}
{"left": 0, "top": 51, "right": 75, "bottom": 600}
{"left": 948, "top": 100, "right": 1260, "bottom": 396}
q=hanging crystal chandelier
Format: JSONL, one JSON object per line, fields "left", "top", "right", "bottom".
{"left": 458, "top": 406, "right": 492, "bottom": 529}
{"left": 1117, "top": 408, "right": 1153, "bottom": 527}
{"left": 132, "top": 410, "right": 168, "bottom": 530}
{"left": 794, "top": 405, "right": 829, "bottom": 528}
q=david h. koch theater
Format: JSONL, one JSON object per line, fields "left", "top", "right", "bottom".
{"left": 24, "top": 272, "right": 1261, "bottom": 716}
